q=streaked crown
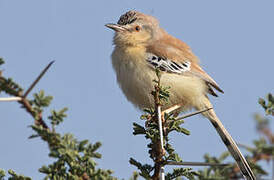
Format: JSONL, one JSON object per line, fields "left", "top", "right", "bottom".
{"left": 117, "top": 11, "right": 138, "bottom": 25}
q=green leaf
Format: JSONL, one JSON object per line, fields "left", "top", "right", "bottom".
{"left": 0, "top": 58, "right": 4, "bottom": 66}
{"left": 28, "top": 134, "right": 40, "bottom": 139}
{"left": 49, "top": 107, "right": 68, "bottom": 126}
{"left": 166, "top": 168, "right": 197, "bottom": 180}
{"left": 129, "top": 158, "right": 153, "bottom": 179}
{"left": 133, "top": 122, "right": 146, "bottom": 135}
{"left": 0, "top": 169, "right": 5, "bottom": 179}
{"left": 33, "top": 90, "right": 53, "bottom": 108}
{"left": 129, "top": 171, "right": 139, "bottom": 180}
{"left": 259, "top": 93, "right": 274, "bottom": 116}
{"left": 8, "top": 169, "right": 32, "bottom": 180}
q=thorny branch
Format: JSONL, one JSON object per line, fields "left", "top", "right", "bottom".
{"left": 175, "top": 108, "right": 213, "bottom": 121}
{"left": 147, "top": 70, "right": 215, "bottom": 180}
{"left": 0, "top": 59, "right": 115, "bottom": 179}
{"left": 165, "top": 161, "right": 229, "bottom": 167}
{"left": 151, "top": 73, "right": 166, "bottom": 180}
{"left": 0, "top": 61, "right": 54, "bottom": 129}
{"left": 23, "top": 61, "right": 55, "bottom": 98}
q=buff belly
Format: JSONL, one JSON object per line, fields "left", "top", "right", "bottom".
{"left": 111, "top": 47, "right": 208, "bottom": 111}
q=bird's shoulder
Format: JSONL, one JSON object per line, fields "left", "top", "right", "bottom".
{"left": 146, "top": 33, "right": 199, "bottom": 64}
{"left": 145, "top": 33, "right": 199, "bottom": 75}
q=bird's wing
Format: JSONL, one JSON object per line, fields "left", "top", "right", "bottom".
{"left": 188, "top": 62, "right": 224, "bottom": 94}
{"left": 146, "top": 44, "right": 224, "bottom": 95}
{"left": 146, "top": 52, "right": 191, "bottom": 74}
{"left": 146, "top": 33, "right": 255, "bottom": 179}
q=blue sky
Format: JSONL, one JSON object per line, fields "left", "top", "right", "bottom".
{"left": 0, "top": 0, "right": 273, "bottom": 179}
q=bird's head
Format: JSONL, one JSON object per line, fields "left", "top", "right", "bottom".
{"left": 106, "top": 10, "right": 161, "bottom": 47}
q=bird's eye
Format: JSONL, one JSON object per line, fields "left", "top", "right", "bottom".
{"left": 135, "top": 26, "right": 141, "bottom": 32}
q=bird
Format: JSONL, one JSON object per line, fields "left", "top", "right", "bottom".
{"left": 105, "top": 10, "right": 255, "bottom": 180}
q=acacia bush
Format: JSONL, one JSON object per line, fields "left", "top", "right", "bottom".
{"left": 0, "top": 58, "right": 273, "bottom": 179}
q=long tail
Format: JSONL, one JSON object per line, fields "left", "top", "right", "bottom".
{"left": 200, "top": 97, "right": 256, "bottom": 180}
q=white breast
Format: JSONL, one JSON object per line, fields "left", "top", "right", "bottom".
{"left": 112, "top": 46, "right": 156, "bottom": 109}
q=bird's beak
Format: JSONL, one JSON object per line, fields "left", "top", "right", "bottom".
{"left": 105, "top": 23, "right": 127, "bottom": 32}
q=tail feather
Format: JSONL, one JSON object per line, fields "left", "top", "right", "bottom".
{"left": 200, "top": 98, "right": 256, "bottom": 180}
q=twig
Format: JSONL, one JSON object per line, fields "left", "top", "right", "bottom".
{"left": 19, "top": 61, "right": 54, "bottom": 128}
{"left": 19, "top": 98, "right": 48, "bottom": 129}
{"left": 175, "top": 108, "right": 213, "bottom": 121}
{"left": 157, "top": 105, "right": 165, "bottom": 180}
{"left": 157, "top": 106, "right": 164, "bottom": 153}
{"left": 0, "top": 97, "right": 22, "bottom": 102}
{"left": 151, "top": 73, "right": 166, "bottom": 180}
{"left": 0, "top": 61, "right": 54, "bottom": 129}
{"left": 165, "top": 161, "right": 229, "bottom": 167}
{"left": 162, "top": 104, "right": 181, "bottom": 115}
{"left": 20, "top": 61, "right": 55, "bottom": 129}
{"left": 23, "top": 61, "right": 55, "bottom": 98}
